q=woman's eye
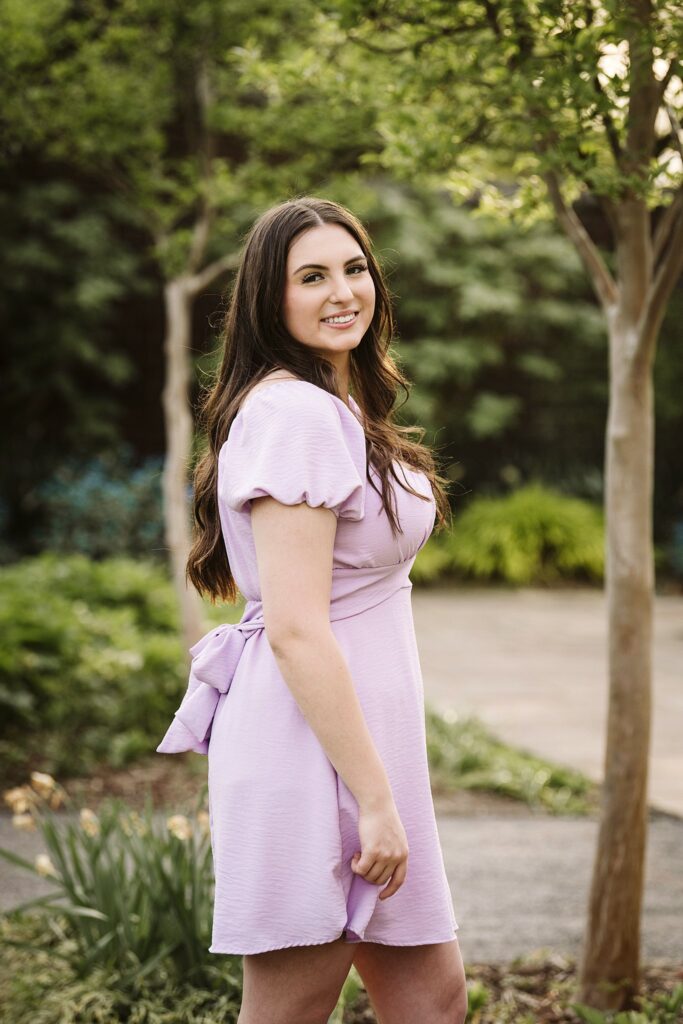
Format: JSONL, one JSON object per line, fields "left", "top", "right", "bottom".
{"left": 302, "top": 264, "right": 368, "bottom": 284}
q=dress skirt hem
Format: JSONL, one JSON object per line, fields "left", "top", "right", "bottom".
{"left": 208, "top": 926, "right": 459, "bottom": 956}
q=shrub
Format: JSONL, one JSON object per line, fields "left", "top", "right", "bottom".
{"left": 0, "top": 553, "right": 186, "bottom": 782}
{"left": 425, "top": 706, "right": 595, "bottom": 815}
{"left": 0, "top": 773, "right": 239, "bottom": 997}
{"left": 416, "top": 482, "right": 605, "bottom": 585}
{"left": 27, "top": 449, "right": 165, "bottom": 562}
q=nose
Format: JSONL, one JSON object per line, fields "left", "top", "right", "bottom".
{"left": 328, "top": 273, "right": 356, "bottom": 303}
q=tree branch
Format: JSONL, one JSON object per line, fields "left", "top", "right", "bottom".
{"left": 653, "top": 185, "right": 683, "bottom": 266}
{"left": 664, "top": 101, "right": 683, "bottom": 161}
{"left": 648, "top": 193, "right": 683, "bottom": 310}
{"left": 543, "top": 170, "right": 619, "bottom": 311}
{"left": 592, "top": 74, "right": 622, "bottom": 163}
{"left": 187, "top": 59, "right": 217, "bottom": 275}
{"left": 346, "top": 20, "right": 487, "bottom": 57}
{"left": 188, "top": 206, "right": 215, "bottom": 275}
{"left": 657, "top": 58, "right": 682, "bottom": 101}
{"left": 187, "top": 250, "right": 240, "bottom": 297}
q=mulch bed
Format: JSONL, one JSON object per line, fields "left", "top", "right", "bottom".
{"left": 58, "top": 752, "right": 567, "bottom": 818}
{"left": 345, "top": 957, "right": 683, "bottom": 1023}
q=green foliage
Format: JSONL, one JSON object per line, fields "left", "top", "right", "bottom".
{"left": 0, "top": 778, "right": 358, "bottom": 1023}
{"left": 0, "top": 554, "right": 186, "bottom": 783}
{"left": 331, "top": 1, "right": 682, "bottom": 212}
{"left": 0, "top": 176, "right": 147, "bottom": 559}
{"left": 0, "top": 0, "right": 382, "bottom": 272}
{"left": 0, "top": 936, "right": 241, "bottom": 1024}
{"left": 425, "top": 705, "right": 596, "bottom": 815}
{"left": 2, "top": 905, "right": 680, "bottom": 1024}
{"left": 571, "top": 983, "right": 683, "bottom": 1024}
{"left": 465, "top": 978, "right": 490, "bottom": 1014}
{"left": 0, "top": 789, "right": 242, "bottom": 999}
{"left": 414, "top": 483, "right": 605, "bottom": 586}
{"left": 352, "top": 182, "right": 610, "bottom": 502}
{"left": 28, "top": 451, "right": 165, "bottom": 561}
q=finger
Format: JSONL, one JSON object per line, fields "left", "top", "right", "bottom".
{"left": 352, "top": 851, "right": 387, "bottom": 878}
{"left": 365, "top": 864, "right": 389, "bottom": 885}
{"left": 352, "top": 852, "right": 373, "bottom": 875}
{"left": 356, "top": 857, "right": 383, "bottom": 882}
{"left": 372, "top": 864, "right": 395, "bottom": 887}
{"left": 362, "top": 858, "right": 398, "bottom": 885}
{"left": 378, "top": 860, "right": 408, "bottom": 900}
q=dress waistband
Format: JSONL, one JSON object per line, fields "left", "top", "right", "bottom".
{"left": 156, "top": 560, "right": 414, "bottom": 756}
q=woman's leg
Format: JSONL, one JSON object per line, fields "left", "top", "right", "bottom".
{"left": 237, "top": 934, "right": 357, "bottom": 1024}
{"left": 352, "top": 937, "right": 467, "bottom": 1024}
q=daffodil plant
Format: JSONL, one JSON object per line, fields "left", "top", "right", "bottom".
{"left": 0, "top": 772, "right": 238, "bottom": 993}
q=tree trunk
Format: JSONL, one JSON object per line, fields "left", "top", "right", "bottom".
{"left": 161, "top": 275, "right": 205, "bottom": 660}
{"left": 577, "top": 306, "right": 654, "bottom": 1009}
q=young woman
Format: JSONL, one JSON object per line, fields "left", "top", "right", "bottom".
{"left": 156, "top": 196, "right": 467, "bottom": 1024}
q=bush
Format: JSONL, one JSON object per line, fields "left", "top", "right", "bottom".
{"left": 425, "top": 706, "right": 596, "bottom": 815}
{"left": 0, "top": 774, "right": 240, "bottom": 998}
{"left": 26, "top": 449, "right": 165, "bottom": 562}
{"left": 414, "top": 482, "right": 605, "bottom": 585}
{"left": 0, "top": 553, "right": 186, "bottom": 783}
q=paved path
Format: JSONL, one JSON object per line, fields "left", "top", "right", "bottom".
{"left": 414, "top": 585, "right": 683, "bottom": 819}
{"left": 1, "top": 810, "right": 681, "bottom": 963}
{"left": 438, "top": 813, "right": 683, "bottom": 963}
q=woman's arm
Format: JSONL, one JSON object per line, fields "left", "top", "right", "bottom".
{"left": 251, "top": 496, "right": 392, "bottom": 811}
{"left": 251, "top": 494, "right": 409, "bottom": 896}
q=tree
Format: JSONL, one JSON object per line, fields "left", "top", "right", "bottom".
{"left": 1, "top": 0, "right": 378, "bottom": 651}
{"left": 327, "top": 0, "right": 682, "bottom": 1010}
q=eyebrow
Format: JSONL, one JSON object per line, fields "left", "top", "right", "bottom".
{"left": 292, "top": 254, "right": 367, "bottom": 276}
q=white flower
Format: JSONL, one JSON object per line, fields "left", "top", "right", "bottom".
{"left": 30, "top": 772, "right": 57, "bottom": 798}
{"left": 3, "top": 785, "right": 37, "bottom": 814}
{"left": 167, "top": 814, "right": 192, "bottom": 841}
{"left": 35, "top": 853, "right": 58, "bottom": 878}
{"left": 12, "top": 812, "right": 36, "bottom": 831}
{"left": 48, "top": 788, "right": 65, "bottom": 810}
{"left": 197, "top": 810, "right": 211, "bottom": 836}
{"left": 79, "top": 808, "right": 100, "bottom": 837}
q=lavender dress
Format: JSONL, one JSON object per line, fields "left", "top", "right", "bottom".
{"left": 156, "top": 380, "right": 459, "bottom": 954}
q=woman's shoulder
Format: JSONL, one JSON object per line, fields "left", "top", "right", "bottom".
{"left": 234, "top": 373, "right": 352, "bottom": 427}
{"left": 234, "top": 371, "right": 306, "bottom": 416}
{"left": 218, "top": 374, "right": 366, "bottom": 519}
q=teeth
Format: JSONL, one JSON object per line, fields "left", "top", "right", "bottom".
{"left": 322, "top": 313, "right": 356, "bottom": 324}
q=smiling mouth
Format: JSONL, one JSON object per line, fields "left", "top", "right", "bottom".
{"left": 320, "top": 312, "right": 359, "bottom": 325}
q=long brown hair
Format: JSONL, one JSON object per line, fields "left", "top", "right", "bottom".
{"left": 187, "top": 195, "right": 452, "bottom": 604}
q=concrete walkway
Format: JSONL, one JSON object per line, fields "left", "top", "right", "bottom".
{"left": 414, "top": 585, "right": 683, "bottom": 819}
{"left": 438, "top": 814, "right": 683, "bottom": 963}
{"left": 1, "top": 810, "right": 681, "bottom": 963}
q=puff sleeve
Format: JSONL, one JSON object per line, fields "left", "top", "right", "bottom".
{"left": 219, "top": 383, "right": 366, "bottom": 520}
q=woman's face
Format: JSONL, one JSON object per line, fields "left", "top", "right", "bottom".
{"left": 281, "top": 223, "right": 376, "bottom": 365}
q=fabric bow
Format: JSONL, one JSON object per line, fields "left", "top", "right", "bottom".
{"left": 156, "top": 623, "right": 250, "bottom": 756}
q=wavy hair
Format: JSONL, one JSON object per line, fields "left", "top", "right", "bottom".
{"left": 187, "top": 195, "right": 452, "bottom": 603}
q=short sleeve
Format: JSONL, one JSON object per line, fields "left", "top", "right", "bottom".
{"left": 219, "top": 383, "right": 366, "bottom": 520}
